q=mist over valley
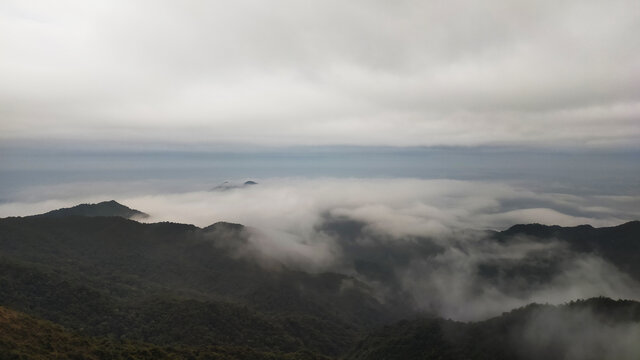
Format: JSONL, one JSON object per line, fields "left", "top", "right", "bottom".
{"left": 1, "top": 183, "right": 639, "bottom": 358}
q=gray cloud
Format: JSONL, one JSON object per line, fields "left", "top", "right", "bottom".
{"left": 1, "top": 0, "right": 639, "bottom": 147}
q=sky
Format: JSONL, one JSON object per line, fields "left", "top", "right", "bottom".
{"left": 1, "top": 0, "right": 639, "bottom": 148}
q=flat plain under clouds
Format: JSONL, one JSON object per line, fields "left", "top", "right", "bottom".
{"left": 1, "top": 0, "right": 639, "bottom": 147}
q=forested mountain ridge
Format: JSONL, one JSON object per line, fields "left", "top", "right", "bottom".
{"left": 346, "top": 297, "right": 640, "bottom": 360}
{"left": 1, "top": 202, "right": 638, "bottom": 358}
{"left": 0, "top": 305, "right": 330, "bottom": 360}
{"left": 2, "top": 296, "right": 638, "bottom": 360}
{"left": 0, "top": 214, "right": 402, "bottom": 357}
{"left": 495, "top": 220, "right": 640, "bottom": 280}
{"left": 29, "top": 200, "right": 149, "bottom": 219}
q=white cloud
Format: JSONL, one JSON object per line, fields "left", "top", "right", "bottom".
{"left": 1, "top": 178, "right": 636, "bottom": 229}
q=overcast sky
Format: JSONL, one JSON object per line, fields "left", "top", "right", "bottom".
{"left": 1, "top": 0, "right": 639, "bottom": 148}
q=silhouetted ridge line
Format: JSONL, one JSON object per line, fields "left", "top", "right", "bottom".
{"left": 29, "top": 200, "right": 149, "bottom": 220}
{"left": 211, "top": 180, "right": 259, "bottom": 191}
{"left": 500, "top": 221, "right": 640, "bottom": 239}
{"left": 202, "top": 221, "right": 245, "bottom": 232}
{"left": 346, "top": 297, "right": 640, "bottom": 360}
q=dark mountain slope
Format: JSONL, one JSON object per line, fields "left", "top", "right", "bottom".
{"left": 0, "top": 215, "right": 395, "bottom": 324}
{"left": 30, "top": 200, "right": 148, "bottom": 219}
{"left": 319, "top": 216, "right": 640, "bottom": 309}
{"left": 0, "top": 256, "right": 356, "bottom": 356}
{"left": 0, "top": 305, "right": 330, "bottom": 360}
{"left": 0, "top": 215, "right": 398, "bottom": 356}
{"left": 346, "top": 297, "right": 640, "bottom": 360}
{"left": 2, "top": 202, "right": 638, "bottom": 358}
{"left": 497, "top": 220, "right": 640, "bottom": 280}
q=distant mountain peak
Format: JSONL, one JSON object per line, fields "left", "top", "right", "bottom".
{"left": 211, "top": 180, "right": 259, "bottom": 191}
{"left": 202, "top": 221, "right": 245, "bottom": 233}
{"left": 31, "top": 200, "right": 149, "bottom": 220}
{"left": 500, "top": 221, "right": 639, "bottom": 238}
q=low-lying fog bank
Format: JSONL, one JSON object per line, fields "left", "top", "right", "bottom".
{"left": 1, "top": 178, "right": 639, "bottom": 321}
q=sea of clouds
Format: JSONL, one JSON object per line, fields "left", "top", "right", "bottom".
{"left": 2, "top": 177, "right": 639, "bottom": 320}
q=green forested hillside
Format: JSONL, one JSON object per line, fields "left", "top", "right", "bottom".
{"left": 346, "top": 297, "right": 640, "bottom": 360}
{"left": 0, "top": 306, "right": 330, "bottom": 360}
{"left": 497, "top": 221, "right": 640, "bottom": 280}
{"left": 1, "top": 204, "right": 639, "bottom": 359}
{"left": 0, "top": 215, "right": 397, "bottom": 357}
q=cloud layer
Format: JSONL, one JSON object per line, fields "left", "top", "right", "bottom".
{"left": 1, "top": 178, "right": 639, "bottom": 320}
{"left": 1, "top": 0, "right": 639, "bottom": 147}
{"left": 3, "top": 178, "right": 637, "bottom": 229}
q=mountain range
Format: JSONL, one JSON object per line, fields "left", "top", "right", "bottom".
{"left": 0, "top": 201, "right": 638, "bottom": 359}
